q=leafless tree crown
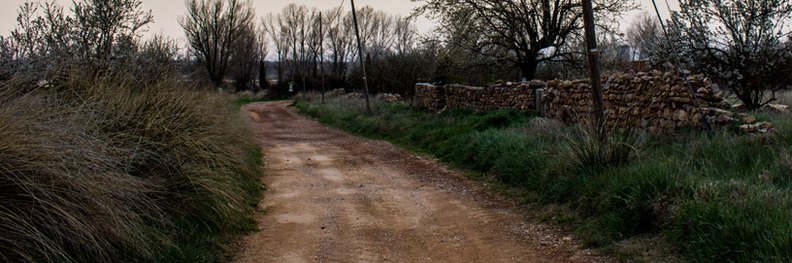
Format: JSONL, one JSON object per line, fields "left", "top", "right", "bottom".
{"left": 180, "top": 0, "right": 255, "bottom": 86}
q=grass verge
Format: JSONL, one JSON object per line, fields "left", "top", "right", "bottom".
{"left": 296, "top": 97, "right": 792, "bottom": 263}
{"left": 232, "top": 90, "right": 287, "bottom": 110}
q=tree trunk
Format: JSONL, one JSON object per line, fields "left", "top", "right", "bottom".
{"left": 736, "top": 88, "right": 761, "bottom": 110}
{"left": 277, "top": 60, "right": 283, "bottom": 85}
{"left": 518, "top": 57, "right": 538, "bottom": 81}
{"left": 259, "top": 59, "right": 267, "bottom": 91}
{"left": 210, "top": 72, "right": 224, "bottom": 87}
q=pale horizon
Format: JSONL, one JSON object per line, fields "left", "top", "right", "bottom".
{"left": 0, "top": 0, "right": 679, "bottom": 44}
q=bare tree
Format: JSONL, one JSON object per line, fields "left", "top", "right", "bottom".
{"left": 626, "top": 12, "right": 660, "bottom": 61}
{"left": 72, "top": 0, "right": 152, "bottom": 61}
{"left": 261, "top": 4, "right": 424, "bottom": 95}
{"left": 180, "top": 0, "right": 255, "bottom": 87}
{"left": 281, "top": 4, "right": 311, "bottom": 89}
{"left": 263, "top": 13, "right": 291, "bottom": 86}
{"left": 325, "top": 7, "right": 353, "bottom": 77}
{"left": 307, "top": 12, "right": 324, "bottom": 79}
{"left": 353, "top": 6, "right": 399, "bottom": 57}
{"left": 10, "top": 3, "right": 48, "bottom": 59}
{"left": 258, "top": 29, "right": 269, "bottom": 91}
{"left": 0, "top": 36, "right": 17, "bottom": 80}
{"left": 0, "top": 37, "right": 14, "bottom": 61}
{"left": 134, "top": 34, "right": 181, "bottom": 82}
{"left": 394, "top": 17, "right": 418, "bottom": 55}
{"left": 668, "top": 0, "right": 792, "bottom": 109}
{"left": 11, "top": 0, "right": 151, "bottom": 62}
{"left": 229, "top": 24, "right": 261, "bottom": 91}
{"left": 414, "top": 0, "right": 634, "bottom": 80}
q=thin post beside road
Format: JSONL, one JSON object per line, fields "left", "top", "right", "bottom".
{"left": 582, "top": 0, "right": 605, "bottom": 127}
{"left": 319, "top": 11, "right": 325, "bottom": 104}
{"left": 350, "top": 0, "right": 371, "bottom": 113}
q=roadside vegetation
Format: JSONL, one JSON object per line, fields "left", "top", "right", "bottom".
{"left": 0, "top": 67, "right": 263, "bottom": 263}
{"left": 2, "top": 0, "right": 790, "bottom": 261}
{"left": 232, "top": 90, "right": 280, "bottom": 110}
{"left": 297, "top": 96, "right": 792, "bottom": 263}
{"left": 0, "top": 0, "right": 265, "bottom": 261}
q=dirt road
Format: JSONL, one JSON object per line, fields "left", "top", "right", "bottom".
{"left": 235, "top": 101, "right": 609, "bottom": 263}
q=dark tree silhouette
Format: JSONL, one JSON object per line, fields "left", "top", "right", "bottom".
{"left": 664, "top": 0, "right": 792, "bottom": 109}
{"left": 180, "top": 0, "right": 255, "bottom": 87}
{"left": 414, "top": 0, "right": 633, "bottom": 80}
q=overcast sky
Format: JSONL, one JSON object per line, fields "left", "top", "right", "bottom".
{"left": 0, "top": 0, "right": 679, "bottom": 43}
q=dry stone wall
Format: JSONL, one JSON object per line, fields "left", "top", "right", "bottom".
{"left": 415, "top": 80, "right": 544, "bottom": 112}
{"left": 413, "top": 71, "right": 736, "bottom": 131}
{"left": 544, "top": 71, "right": 735, "bottom": 130}
{"left": 415, "top": 83, "right": 446, "bottom": 110}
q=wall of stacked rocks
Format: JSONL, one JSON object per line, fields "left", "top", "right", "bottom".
{"left": 415, "top": 80, "right": 546, "bottom": 112}
{"left": 413, "top": 71, "right": 737, "bottom": 131}
{"left": 543, "top": 71, "right": 735, "bottom": 130}
{"left": 414, "top": 83, "right": 446, "bottom": 110}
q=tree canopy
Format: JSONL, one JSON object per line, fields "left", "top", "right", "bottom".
{"left": 413, "top": 0, "right": 634, "bottom": 80}
{"left": 663, "top": 0, "right": 792, "bottom": 109}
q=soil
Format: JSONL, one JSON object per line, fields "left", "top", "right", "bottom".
{"left": 234, "top": 101, "right": 611, "bottom": 263}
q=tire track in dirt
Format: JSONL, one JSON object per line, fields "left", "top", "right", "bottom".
{"left": 234, "top": 101, "right": 610, "bottom": 263}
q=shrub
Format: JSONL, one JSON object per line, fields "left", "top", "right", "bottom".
{"left": 0, "top": 90, "right": 164, "bottom": 262}
{"left": 556, "top": 123, "right": 644, "bottom": 172}
{"left": 0, "top": 68, "right": 262, "bottom": 262}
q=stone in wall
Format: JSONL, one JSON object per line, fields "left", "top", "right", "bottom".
{"left": 376, "top": 93, "right": 403, "bottom": 103}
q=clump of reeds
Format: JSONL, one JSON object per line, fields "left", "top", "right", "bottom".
{"left": 0, "top": 67, "right": 262, "bottom": 262}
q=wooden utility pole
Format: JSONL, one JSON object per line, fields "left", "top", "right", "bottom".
{"left": 350, "top": 0, "right": 372, "bottom": 113}
{"left": 582, "top": 0, "right": 605, "bottom": 126}
{"left": 301, "top": 25, "right": 307, "bottom": 101}
{"left": 319, "top": 12, "right": 325, "bottom": 104}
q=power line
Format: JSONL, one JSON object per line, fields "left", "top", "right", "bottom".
{"left": 650, "top": 0, "right": 714, "bottom": 138}
{"left": 334, "top": 0, "right": 345, "bottom": 18}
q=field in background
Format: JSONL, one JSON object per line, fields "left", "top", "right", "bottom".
{"left": 296, "top": 96, "right": 792, "bottom": 263}
{"left": 0, "top": 68, "right": 263, "bottom": 263}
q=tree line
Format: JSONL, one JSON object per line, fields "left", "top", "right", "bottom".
{"left": 2, "top": 0, "right": 791, "bottom": 109}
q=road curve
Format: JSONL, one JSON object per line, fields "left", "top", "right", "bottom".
{"left": 234, "top": 101, "right": 610, "bottom": 263}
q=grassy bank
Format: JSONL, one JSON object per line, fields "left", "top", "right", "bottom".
{"left": 297, "top": 97, "right": 792, "bottom": 263}
{"left": 0, "top": 69, "right": 263, "bottom": 263}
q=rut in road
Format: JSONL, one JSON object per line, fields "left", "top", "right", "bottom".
{"left": 235, "top": 101, "right": 610, "bottom": 263}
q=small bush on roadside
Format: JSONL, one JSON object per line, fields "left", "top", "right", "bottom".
{"left": 557, "top": 123, "right": 645, "bottom": 173}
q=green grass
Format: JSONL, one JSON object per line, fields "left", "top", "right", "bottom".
{"left": 297, "top": 97, "right": 792, "bottom": 263}
{"left": 0, "top": 68, "right": 263, "bottom": 263}
{"left": 232, "top": 92, "right": 286, "bottom": 110}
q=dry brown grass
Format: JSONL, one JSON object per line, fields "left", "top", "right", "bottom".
{"left": 0, "top": 67, "right": 262, "bottom": 262}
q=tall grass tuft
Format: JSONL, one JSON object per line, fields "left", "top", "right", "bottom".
{"left": 0, "top": 67, "right": 262, "bottom": 262}
{"left": 0, "top": 91, "right": 163, "bottom": 262}
{"left": 557, "top": 122, "right": 644, "bottom": 172}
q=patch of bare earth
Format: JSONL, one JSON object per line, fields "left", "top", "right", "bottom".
{"left": 234, "top": 101, "right": 612, "bottom": 263}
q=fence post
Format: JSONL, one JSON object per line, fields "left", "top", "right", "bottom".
{"left": 535, "top": 88, "right": 544, "bottom": 115}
